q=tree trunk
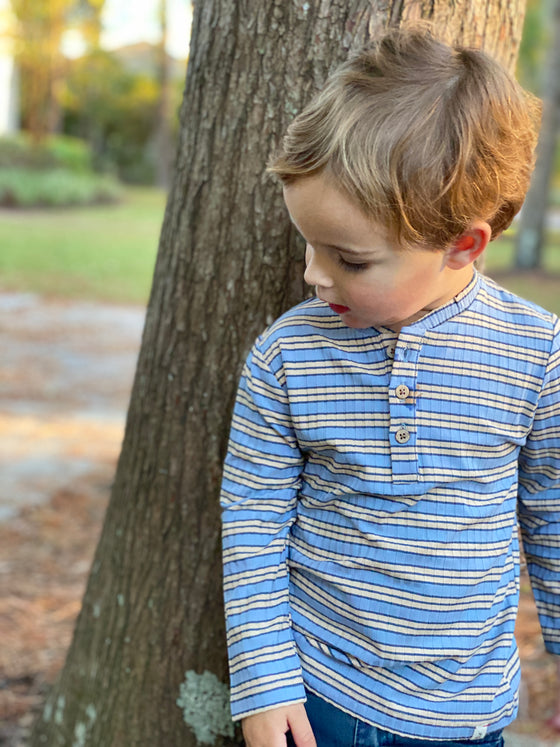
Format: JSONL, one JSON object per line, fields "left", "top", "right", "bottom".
{"left": 515, "top": 0, "right": 560, "bottom": 269}
{"left": 14, "top": 0, "right": 66, "bottom": 141}
{"left": 29, "top": 1, "right": 526, "bottom": 745}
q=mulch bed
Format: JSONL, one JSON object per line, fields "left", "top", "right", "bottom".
{"left": 0, "top": 469, "right": 111, "bottom": 746}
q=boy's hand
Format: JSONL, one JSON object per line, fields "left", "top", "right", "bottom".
{"left": 242, "top": 702, "right": 316, "bottom": 747}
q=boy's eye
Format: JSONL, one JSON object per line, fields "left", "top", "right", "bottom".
{"left": 337, "top": 255, "right": 369, "bottom": 272}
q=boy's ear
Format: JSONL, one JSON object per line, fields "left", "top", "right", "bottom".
{"left": 445, "top": 221, "right": 491, "bottom": 270}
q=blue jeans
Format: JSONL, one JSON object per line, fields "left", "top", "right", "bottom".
{"left": 286, "top": 690, "right": 504, "bottom": 747}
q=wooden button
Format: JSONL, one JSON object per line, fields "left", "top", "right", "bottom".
{"left": 395, "top": 427, "right": 410, "bottom": 444}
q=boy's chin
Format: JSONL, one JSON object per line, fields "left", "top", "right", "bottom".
{"left": 342, "top": 315, "right": 380, "bottom": 330}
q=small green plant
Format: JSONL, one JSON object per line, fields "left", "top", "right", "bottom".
{"left": 0, "top": 134, "right": 93, "bottom": 172}
{"left": 0, "top": 134, "right": 122, "bottom": 207}
{"left": 0, "top": 168, "right": 122, "bottom": 208}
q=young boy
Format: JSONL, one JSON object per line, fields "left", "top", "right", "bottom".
{"left": 220, "top": 27, "right": 559, "bottom": 747}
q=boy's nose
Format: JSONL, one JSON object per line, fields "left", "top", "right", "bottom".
{"left": 303, "top": 244, "right": 334, "bottom": 288}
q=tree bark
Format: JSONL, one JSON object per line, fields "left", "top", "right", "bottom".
{"left": 515, "top": 0, "right": 560, "bottom": 269}
{"left": 30, "top": 1, "right": 526, "bottom": 745}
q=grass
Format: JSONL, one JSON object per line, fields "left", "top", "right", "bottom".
{"left": 0, "top": 186, "right": 166, "bottom": 305}
{"left": 485, "top": 227, "right": 560, "bottom": 316}
{"left": 485, "top": 228, "right": 560, "bottom": 272}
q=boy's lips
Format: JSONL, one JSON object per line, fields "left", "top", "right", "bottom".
{"left": 328, "top": 303, "right": 350, "bottom": 314}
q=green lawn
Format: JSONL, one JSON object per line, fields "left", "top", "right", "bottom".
{"left": 485, "top": 228, "right": 560, "bottom": 317}
{"left": 485, "top": 228, "right": 560, "bottom": 272}
{"left": 0, "top": 186, "right": 166, "bottom": 305}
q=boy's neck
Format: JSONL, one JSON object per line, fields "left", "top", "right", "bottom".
{"left": 387, "top": 266, "right": 476, "bottom": 335}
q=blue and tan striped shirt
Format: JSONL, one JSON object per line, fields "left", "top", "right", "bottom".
{"left": 220, "top": 272, "right": 560, "bottom": 740}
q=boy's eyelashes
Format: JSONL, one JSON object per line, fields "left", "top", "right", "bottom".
{"left": 336, "top": 255, "right": 370, "bottom": 272}
{"left": 302, "top": 238, "right": 371, "bottom": 272}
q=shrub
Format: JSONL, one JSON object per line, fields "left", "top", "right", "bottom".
{"left": 0, "top": 168, "right": 122, "bottom": 207}
{"left": 45, "top": 136, "right": 93, "bottom": 173}
{"left": 0, "top": 134, "right": 93, "bottom": 172}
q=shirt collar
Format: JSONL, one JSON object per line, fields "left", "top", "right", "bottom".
{"left": 396, "top": 270, "right": 481, "bottom": 335}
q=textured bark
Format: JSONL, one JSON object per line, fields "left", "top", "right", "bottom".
{"left": 30, "top": 1, "right": 526, "bottom": 745}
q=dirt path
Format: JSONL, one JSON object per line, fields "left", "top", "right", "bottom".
{"left": 0, "top": 292, "right": 145, "bottom": 520}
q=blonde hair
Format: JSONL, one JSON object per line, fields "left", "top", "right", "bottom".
{"left": 269, "top": 26, "right": 541, "bottom": 248}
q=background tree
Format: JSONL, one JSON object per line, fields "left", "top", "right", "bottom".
{"left": 10, "top": 0, "right": 106, "bottom": 141}
{"left": 61, "top": 48, "right": 167, "bottom": 182}
{"left": 154, "top": 0, "right": 173, "bottom": 188}
{"left": 72, "top": 0, "right": 106, "bottom": 48}
{"left": 516, "top": 0, "right": 548, "bottom": 93}
{"left": 30, "top": 1, "right": 528, "bottom": 745}
{"left": 515, "top": 0, "right": 560, "bottom": 269}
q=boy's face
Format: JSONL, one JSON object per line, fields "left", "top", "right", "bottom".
{"left": 283, "top": 173, "right": 476, "bottom": 333}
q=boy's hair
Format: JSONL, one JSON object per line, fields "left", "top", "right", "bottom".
{"left": 268, "top": 26, "right": 541, "bottom": 248}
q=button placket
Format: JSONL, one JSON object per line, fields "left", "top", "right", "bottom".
{"left": 388, "top": 337, "right": 420, "bottom": 479}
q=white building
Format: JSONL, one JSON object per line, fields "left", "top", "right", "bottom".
{"left": 0, "top": 56, "right": 18, "bottom": 135}
{"left": 0, "top": 0, "right": 19, "bottom": 135}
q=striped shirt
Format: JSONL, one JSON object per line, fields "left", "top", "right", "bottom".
{"left": 220, "top": 271, "right": 560, "bottom": 740}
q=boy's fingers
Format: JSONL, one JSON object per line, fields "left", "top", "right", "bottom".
{"left": 241, "top": 703, "right": 315, "bottom": 747}
{"left": 287, "top": 706, "right": 317, "bottom": 747}
{"left": 244, "top": 729, "right": 288, "bottom": 747}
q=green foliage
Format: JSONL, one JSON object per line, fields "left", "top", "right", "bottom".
{"left": 517, "top": 0, "right": 560, "bottom": 210}
{"left": 0, "top": 133, "right": 122, "bottom": 207}
{"left": 0, "top": 168, "right": 122, "bottom": 208}
{"left": 47, "top": 135, "right": 94, "bottom": 172}
{"left": 554, "top": 142, "right": 560, "bottom": 191}
{"left": 0, "top": 134, "right": 93, "bottom": 172}
{"left": 11, "top": 0, "right": 107, "bottom": 139}
{"left": 61, "top": 48, "right": 183, "bottom": 184}
{"left": 517, "top": 0, "right": 547, "bottom": 92}
{"left": 485, "top": 236, "right": 560, "bottom": 318}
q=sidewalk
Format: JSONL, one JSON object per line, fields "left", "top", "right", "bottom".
{"left": 0, "top": 291, "right": 146, "bottom": 745}
{"left": 0, "top": 291, "right": 145, "bottom": 520}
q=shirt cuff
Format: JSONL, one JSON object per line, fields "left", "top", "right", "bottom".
{"left": 229, "top": 646, "right": 306, "bottom": 720}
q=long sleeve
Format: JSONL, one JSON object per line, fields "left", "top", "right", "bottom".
{"left": 220, "top": 339, "right": 306, "bottom": 720}
{"left": 518, "top": 318, "right": 560, "bottom": 655}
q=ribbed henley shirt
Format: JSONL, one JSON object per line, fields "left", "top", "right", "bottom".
{"left": 220, "top": 272, "right": 560, "bottom": 740}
